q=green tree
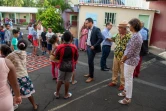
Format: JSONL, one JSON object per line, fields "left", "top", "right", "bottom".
{"left": 4, "top": 0, "right": 24, "bottom": 6}
{"left": 22, "top": 0, "right": 36, "bottom": 7}
{"left": 37, "top": 1, "right": 64, "bottom": 33}
{"left": 48, "top": 0, "right": 73, "bottom": 13}
{"left": 37, "top": 0, "right": 73, "bottom": 13}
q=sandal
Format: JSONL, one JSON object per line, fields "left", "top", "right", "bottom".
{"left": 118, "top": 98, "right": 131, "bottom": 105}
{"left": 72, "top": 80, "right": 77, "bottom": 85}
{"left": 54, "top": 92, "right": 60, "bottom": 99}
{"left": 64, "top": 92, "right": 72, "bottom": 99}
{"left": 33, "top": 104, "right": 39, "bottom": 111}
{"left": 118, "top": 91, "right": 126, "bottom": 97}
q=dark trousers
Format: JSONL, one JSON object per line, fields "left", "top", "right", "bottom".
{"left": 87, "top": 46, "right": 96, "bottom": 78}
{"left": 143, "top": 40, "right": 149, "bottom": 53}
{"left": 100, "top": 45, "right": 111, "bottom": 69}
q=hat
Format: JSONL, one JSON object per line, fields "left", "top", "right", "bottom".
{"left": 118, "top": 20, "right": 129, "bottom": 28}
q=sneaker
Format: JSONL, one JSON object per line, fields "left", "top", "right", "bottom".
{"left": 14, "top": 104, "right": 18, "bottom": 110}
{"left": 118, "top": 85, "right": 124, "bottom": 91}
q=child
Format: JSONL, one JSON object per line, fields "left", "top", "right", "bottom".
{"left": 49, "top": 34, "right": 59, "bottom": 80}
{"left": 0, "top": 25, "right": 5, "bottom": 44}
{"left": 9, "top": 19, "right": 13, "bottom": 29}
{"left": 11, "top": 29, "right": 19, "bottom": 51}
{"left": 32, "top": 24, "right": 39, "bottom": 56}
{"left": 4, "top": 24, "right": 12, "bottom": 46}
{"left": 17, "top": 27, "right": 23, "bottom": 41}
{"left": 46, "top": 27, "right": 54, "bottom": 55}
{"left": 0, "top": 44, "right": 12, "bottom": 58}
{"left": 27, "top": 23, "right": 33, "bottom": 47}
{"left": 41, "top": 27, "right": 47, "bottom": 55}
{"left": 7, "top": 39, "right": 38, "bottom": 110}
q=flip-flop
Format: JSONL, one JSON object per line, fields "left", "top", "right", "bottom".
{"left": 72, "top": 80, "right": 77, "bottom": 85}
{"left": 54, "top": 92, "right": 60, "bottom": 99}
{"left": 64, "top": 93, "right": 72, "bottom": 99}
{"left": 33, "top": 104, "right": 39, "bottom": 111}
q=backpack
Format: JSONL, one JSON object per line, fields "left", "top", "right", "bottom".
{"left": 58, "top": 45, "right": 75, "bottom": 72}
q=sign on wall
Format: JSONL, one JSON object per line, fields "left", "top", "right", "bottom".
{"left": 86, "top": 13, "right": 97, "bottom": 26}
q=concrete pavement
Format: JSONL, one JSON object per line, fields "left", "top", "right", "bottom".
{"left": 14, "top": 28, "right": 166, "bottom": 111}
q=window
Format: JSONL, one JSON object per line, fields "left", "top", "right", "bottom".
{"left": 71, "top": 16, "right": 77, "bottom": 21}
{"left": 105, "top": 13, "right": 116, "bottom": 25}
{"left": 71, "top": 15, "right": 78, "bottom": 26}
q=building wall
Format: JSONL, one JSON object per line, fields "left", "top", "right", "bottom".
{"left": 149, "top": 1, "right": 166, "bottom": 49}
{"left": 78, "top": 5, "right": 155, "bottom": 40}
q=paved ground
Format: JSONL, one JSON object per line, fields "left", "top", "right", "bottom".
{"left": 14, "top": 28, "right": 166, "bottom": 111}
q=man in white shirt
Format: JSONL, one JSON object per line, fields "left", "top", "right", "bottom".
{"left": 84, "top": 18, "right": 103, "bottom": 83}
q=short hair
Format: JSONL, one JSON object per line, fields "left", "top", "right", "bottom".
{"left": 33, "top": 24, "right": 37, "bottom": 29}
{"left": 49, "top": 34, "right": 58, "bottom": 44}
{"left": 106, "top": 22, "right": 112, "bottom": 27}
{"left": 86, "top": 18, "right": 93, "bottom": 24}
{"left": 0, "top": 44, "right": 12, "bottom": 57}
{"left": 0, "top": 25, "right": 3, "bottom": 29}
{"left": 12, "top": 29, "right": 19, "bottom": 35}
{"left": 128, "top": 18, "right": 141, "bottom": 32}
{"left": 17, "top": 39, "right": 28, "bottom": 50}
{"left": 5, "top": 24, "right": 10, "bottom": 27}
{"left": 63, "top": 31, "right": 72, "bottom": 42}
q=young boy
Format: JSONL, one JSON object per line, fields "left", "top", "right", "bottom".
{"left": 4, "top": 24, "right": 12, "bottom": 46}
{"left": 27, "top": 23, "right": 33, "bottom": 47}
{"left": 11, "top": 29, "right": 19, "bottom": 51}
{"left": 41, "top": 27, "right": 47, "bottom": 55}
{"left": 46, "top": 27, "right": 54, "bottom": 55}
{"left": 17, "top": 27, "right": 23, "bottom": 41}
{"left": 32, "top": 24, "right": 39, "bottom": 56}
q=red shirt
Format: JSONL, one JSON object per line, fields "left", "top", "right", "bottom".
{"left": 55, "top": 43, "right": 79, "bottom": 71}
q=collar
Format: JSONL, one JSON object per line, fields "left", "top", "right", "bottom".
{"left": 105, "top": 28, "right": 110, "bottom": 32}
{"left": 90, "top": 25, "right": 94, "bottom": 30}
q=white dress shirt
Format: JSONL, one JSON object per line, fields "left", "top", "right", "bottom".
{"left": 87, "top": 26, "right": 94, "bottom": 46}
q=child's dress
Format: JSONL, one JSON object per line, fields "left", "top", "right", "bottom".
{"left": 7, "top": 50, "right": 35, "bottom": 98}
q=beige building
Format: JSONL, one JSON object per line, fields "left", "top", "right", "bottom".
{"left": 78, "top": 5, "right": 156, "bottom": 41}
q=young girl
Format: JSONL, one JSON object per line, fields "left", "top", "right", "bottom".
{"left": 49, "top": 35, "right": 59, "bottom": 80}
{"left": 7, "top": 39, "right": 38, "bottom": 110}
{"left": 0, "top": 44, "right": 12, "bottom": 58}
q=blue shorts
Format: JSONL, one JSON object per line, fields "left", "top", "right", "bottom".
{"left": 47, "top": 44, "right": 52, "bottom": 51}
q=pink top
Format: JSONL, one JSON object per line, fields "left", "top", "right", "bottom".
{"left": 0, "top": 58, "right": 10, "bottom": 99}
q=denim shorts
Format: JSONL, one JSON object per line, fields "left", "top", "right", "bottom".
{"left": 47, "top": 44, "right": 52, "bottom": 51}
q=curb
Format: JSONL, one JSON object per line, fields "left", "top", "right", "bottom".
{"left": 149, "top": 51, "right": 166, "bottom": 60}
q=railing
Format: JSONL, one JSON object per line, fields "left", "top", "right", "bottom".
{"left": 79, "top": 0, "right": 125, "bottom": 6}
{"left": 78, "top": 0, "right": 146, "bottom": 8}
